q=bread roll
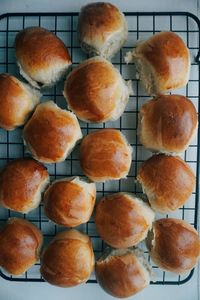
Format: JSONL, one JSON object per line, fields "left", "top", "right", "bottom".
{"left": 64, "top": 57, "right": 131, "bottom": 123}
{"left": 96, "top": 247, "right": 151, "bottom": 298}
{"left": 0, "top": 158, "right": 49, "bottom": 213}
{"left": 95, "top": 193, "right": 155, "bottom": 248}
{"left": 23, "top": 101, "right": 82, "bottom": 163}
{"left": 15, "top": 27, "right": 71, "bottom": 89}
{"left": 0, "top": 73, "right": 40, "bottom": 130}
{"left": 78, "top": 2, "right": 128, "bottom": 59}
{"left": 40, "top": 229, "right": 95, "bottom": 287}
{"left": 138, "top": 95, "right": 198, "bottom": 154}
{"left": 146, "top": 218, "right": 200, "bottom": 274}
{"left": 43, "top": 177, "right": 96, "bottom": 227}
{"left": 137, "top": 155, "right": 195, "bottom": 213}
{"left": 125, "top": 31, "right": 190, "bottom": 95}
{"left": 0, "top": 218, "right": 42, "bottom": 275}
{"left": 80, "top": 129, "right": 132, "bottom": 182}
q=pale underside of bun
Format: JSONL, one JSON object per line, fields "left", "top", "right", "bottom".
{"left": 18, "top": 60, "right": 71, "bottom": 89}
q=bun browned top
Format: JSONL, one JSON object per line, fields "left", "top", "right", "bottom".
{"left": 0, "top": 158, "right": 49, "bottom": 213}
{"left": 80, "top": 129, "right": 132, "bottom": 182}
{"left": 147, "top": 218, "right": 200, "bottom": 274}
{"left": 137, "top": 154, "right": 195, "bottom": 213}
{"left": 0, "top": 73, "right": 40, "bottom": 130}
{"left": 23, "top": 101, "right": 82, "bottom": 163}
{"left": 139, "top": 95, "right": 198, "bottom": 154}
{"left": 0, "top": 218, "right": 42, "bottom": 275}
{"left": 15, "top": 27, "right": 71, "bottom": 88}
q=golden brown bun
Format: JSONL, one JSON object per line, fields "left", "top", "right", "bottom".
{"left": 96, "top": 247, "right": 151, "bottom": 298}
{"left": 80, "top": 129, "right": 132, "bottom": 182}
{"left": 40, "top": 229, "right": 95, "bottom": 287}
{"left": 0, "top": 218, "right": 42, "bottom": 275}
{"left": 0, "top": 158, "right": 49, "bottom": 213}
{"left": 125, "top": 31, "right": 190, "bottom": 95}
{"left": 137, "top": 155, "right": 195, "bottom": 213}
{"left": 0, "top": 73, "right": 40, "bottom": 130}
{"left": 139, "top": 95, "right": 198, "bottom": 154}
{"left": 78, "top": 2, "right": 128, "bottom": 59}
{"left": 146, "top": 218, "right": 200, "bottom": 274}
{"left": 95, "top": 193, "right": 155, "bottom": 248}
{"left": 43, "top": 177, "right": 96, "bottom": 227}
{"left": 15, "top": 27, "right": 71, "bottom": 89}
{"left": 23, "top": 101, "right": 82, "bottom": 163}
{"left": 64, "top": 57, "right": 130, "bottom": 123}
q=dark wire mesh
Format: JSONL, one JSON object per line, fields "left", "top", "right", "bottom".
{"left": 0, "top": 12, "right": 199, "bottom": 285}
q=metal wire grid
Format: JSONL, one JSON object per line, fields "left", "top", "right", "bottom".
{"left": 0, "top": 12, "right": 199, "bottom": 285}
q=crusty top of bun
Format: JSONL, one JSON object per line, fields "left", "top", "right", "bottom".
{"left": 139, "top": 95, "right": 198, "bottom": 154}
{"left": 78, "top": 2, "right": 126, "bottom": 52}
{"left": 15, "top": 27, "right": 71, "bottom": 88}
{"left": 134, "top": 31, "right": 190, "bottom": 93}
{"left": 0, "top": 73, "right": 40, "bottom": 130}
{"left": 80, "top": 129, "right": 132, "bottom": 182}
{"left": 96, "top": 247, "right": 151, "bottom": 298}
{"left": 0, "top": 218, "right": 42, "bottom": 275}
{"left": 0, "top": 158, "right": 49, "bottom": 213}
{"left": 95, "top": 193, "right": 155, "bottom": 248}
{"left": 137, "top": 155, "right": 195, "bottom": 213}
{"left": 64, "top": 57, "right": 129, "bottom": 123}
{"left": 43, "top": 177, "right": 96, "bottom": 227}
{"left": 147, "top": 218, "right": 200, "bottom": 274}
{"left": 23, "top": 101, "right": 82, "bottom": 163}
{"left": 40, "top": 229, "right": 95, "bottom": 287}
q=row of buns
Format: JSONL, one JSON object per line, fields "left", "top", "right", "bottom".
{"left": 0, "top": 1, "right": 199, "bottom": 298}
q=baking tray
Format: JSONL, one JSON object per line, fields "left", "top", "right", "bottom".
{"left": 0, "top": 11, "right": 199, "bottom": 285}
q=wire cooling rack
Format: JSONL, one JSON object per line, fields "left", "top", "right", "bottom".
{"left": 0, "top": 11, "right": 199, "bottom": 285}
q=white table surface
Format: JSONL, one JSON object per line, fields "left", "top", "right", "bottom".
{"left": 0, "top": 0, "right": 199, "bottom": 299}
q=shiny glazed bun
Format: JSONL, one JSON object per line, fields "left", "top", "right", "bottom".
{"left": 0, "top": 73, "right": 40, "bottom": 130}
{"left": 80, "top": 129, "right": 132, "bottom": 182}
{"left": 15, "top": 27, "right": 71, "bottom": 89}
{"left": 137, "top": 155, "right": 195, "bottom": 213}
{"left": 0, "top": 218, "right": 42, "bottom": 275}
{"left": 78, "top": 2, "right": 128, "bottom": 59}
{"left": 43, "top": 177, "right": 96, "bottom": 227}
{"left": 23, "top": 101, "right": 82, "bottom": 163}
{"left": 95, "top": 193, "right": 155, "bottom": 248}
{"left": 0, "top": 158, "right": 49, "bottom": 213}
{"left": 138, "top": 95, "right": 198, "bottom": 154}
{"left": 125, "top": 31, "right": 190, "bottom": 95}
{"left": 96, "top": 247, "right": 151, "bottom": 298}
{"left": 40, "top": 229, "right": 95, "bottom": 287}
{"left": 64, "top": 57, "right": 131, "bottom": 123}
{"left": 146, "top": 218, "right": 200, "bottom": 274}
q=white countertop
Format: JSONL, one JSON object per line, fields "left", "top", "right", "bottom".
{"left": 0, "top": 0, "right": 199, "bottom": 299}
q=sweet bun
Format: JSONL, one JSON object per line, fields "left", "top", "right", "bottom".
{"left": 40, "top": 229, "right": 95, "bottom": 287}
{"left": 15, "top": 27, "right": 71, "bottom": 89}
{"left": 23, "top": 101, "right": 82, "bottom": 163}
{"left": 78, "top": 2, "right": 128, "bottom": 59}
{"left": 0, "top": 218, "right": 42, "bottom": 275}
{"left": 125, "top": 31, "right": 190, "bottom": 95}
{"left": 0, "top": 73, "right": 40, "bottom": 130}
{"left": 43, "top": 177, "right": 96, "bottom": 227}
{"left": 64, "top": 57, "right": 131, "bottom": 123}
{"left": 137, "top": 155, "right": 195, "bottom": 213}
{"left": 80, "top": 129, "right": 132, "bottom": 182}
{"left": 138, "top": 95, "right": 198, "bottom": 154}
{"left": 147, "top": 218, "right": 200, "bottom": 274}
{"left": 95, "top": 193, "right": 155, "bottom": 248}
{"left": 96, "top": 247, "right": 151, "bottom": 298}
{"left": 0, "top": 158, "right": 49, "bottom": 213}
